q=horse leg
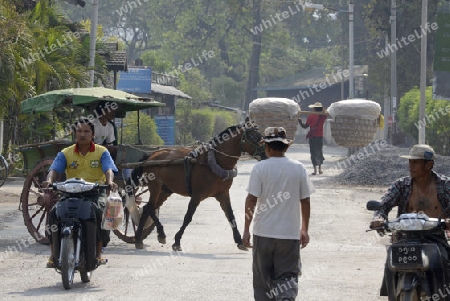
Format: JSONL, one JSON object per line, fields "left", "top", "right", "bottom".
{"left": 135, "top": 187, "right": 167, "bottom": 249}
{"left": 172, "top": 198, "right": 201, "bottom": 252}
{"left": 215, "top": 191, "right": 247, "bottom": 251}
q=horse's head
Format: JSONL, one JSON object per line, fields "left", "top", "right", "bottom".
{"left": 239, "top": 121, "right": 267, "bottom": 160}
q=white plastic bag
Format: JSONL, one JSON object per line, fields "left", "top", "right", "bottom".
{"left": 101, "top": 192, "right": 124, "bottom": 230}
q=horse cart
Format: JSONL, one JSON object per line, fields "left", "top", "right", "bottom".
{"left": 18, "top": 88, "right": 267, "bottom": 252}
{"left": 18, "top": 87, "right": 166, "bottom": 244}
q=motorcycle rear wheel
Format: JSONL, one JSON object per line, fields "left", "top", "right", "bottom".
{"left": 80, "top": 270, "right": 91, "bottom": 283}
{"left": 61, "top": 234, "right": 76, "bottom": 290}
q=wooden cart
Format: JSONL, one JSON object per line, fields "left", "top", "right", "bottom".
{"left": 18, "top": 87, "right": 166, "bottom": 244}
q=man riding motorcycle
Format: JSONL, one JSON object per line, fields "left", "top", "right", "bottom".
{"left": 43, "top": 118, "right": 118, "bottom": 267}
{"left": 369, "top": 144, "right": 450, "bottom": 297}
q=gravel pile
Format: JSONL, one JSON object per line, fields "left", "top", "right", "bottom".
{"left": 320, "top": 146, "right": 450, "bottom": 187}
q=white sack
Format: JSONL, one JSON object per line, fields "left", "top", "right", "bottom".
{"left": 327, "top": 99, "right": 381, "bottom": 120}
{"left": 249, "top": 98, "right": 300, "bottom": 118}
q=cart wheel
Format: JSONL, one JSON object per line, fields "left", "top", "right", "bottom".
{"left": 113, "top": 207, "right": 157, "bottom": 244}
{"left": 21, "top": 159, "right": 60, "bottom": 244}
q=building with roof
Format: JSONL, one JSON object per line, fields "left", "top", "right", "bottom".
{"left": 116, "top": 66, "right": 191, "bottom": 145}
{"left": 255, "top": 65, "right": 369, "bottom": 110}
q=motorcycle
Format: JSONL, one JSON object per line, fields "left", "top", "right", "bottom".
{"left": 49, "top": 178, "right": 109, "bottom": 290}
{"left": 367, "top": 200, "right": 450, "bottom": 301}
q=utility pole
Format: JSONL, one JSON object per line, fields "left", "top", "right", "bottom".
{"left": 390, "top": 0, "right": 397, "bottom": 144}
{"left": 418, "top": 0, "right": 427, "bottom": 144}
{"left": 89, "top": 0, "right": 99, "bottom": 87}
{"left": 384, "top": 33, "right": 391, "bottom": 142}
{"left": 348, "top": 1, "right": 354, "bottom": 99}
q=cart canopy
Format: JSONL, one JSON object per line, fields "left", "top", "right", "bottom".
{"left": 20, "top": 87, "right": 165, "bottom": 114}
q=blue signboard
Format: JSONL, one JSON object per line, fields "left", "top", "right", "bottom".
{"left": 154, "top": 115, "right": 175, "bottom": 145}
{"left": 117, "top": 68, "right": 152, "bottom": 93}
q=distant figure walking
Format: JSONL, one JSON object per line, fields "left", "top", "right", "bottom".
{"left": 298, "top": 102, "right": 329, "bottom": 175}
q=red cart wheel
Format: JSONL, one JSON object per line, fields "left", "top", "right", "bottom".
{"left": 21, "top": 159, "right": 61, "bottom": 244}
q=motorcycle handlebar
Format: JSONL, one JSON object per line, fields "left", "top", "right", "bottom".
{"left": 49, "top": 182, "right": 110, "bottom": 191}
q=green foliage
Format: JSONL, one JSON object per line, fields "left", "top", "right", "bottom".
{"left": 120, "top": 111, "right": 163, "bottom": 145}
{"left": 141, "top": 50, "right": 172, "bottom": 72}
{"left": 397, "top": 86, "right": 450, "bottom": 155}
{"left": 397, "top": 87, "right": 420, "bottom": 137}
{"left": 175, "top": 100, "right": 238, "bottom": 145}
{"left": 176, "top": 99, "right": 193, "bottom": 145}
{"left": 179, "top": 68, "right": 211, "bottom": 104}
{"left": 212, "top": 112, "right": 238, "bottom": 136}
{"left": 20, "top": 113, "right": 58, "bottom": 143}
{"left": 57, "top": 0, "right": 372, "bottom": 109}
{"left": 211, "top": 76, "right": 245, "bottom": 108}
{"left": 191, "top": 109, "right": 215, "bottom": 142}
{"left": 363, "top": 0, "right": 439, "bottom": 101}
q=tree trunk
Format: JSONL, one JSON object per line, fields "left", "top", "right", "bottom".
{"left": 243, "top": 0, "right": 262, "bottom": 112}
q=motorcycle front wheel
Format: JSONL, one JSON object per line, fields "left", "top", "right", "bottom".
{"left": 61, "top": 234, "right": 76, "bottom": 290}
{"left": 398, "top": 289, "right": 420, "bottom": 301}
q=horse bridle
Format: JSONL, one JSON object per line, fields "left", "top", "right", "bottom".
{"left": 240, "top": 126, "right": 263, "bottom": 159}
{"left": 209, "top": 124, "right": 263, "bottom": 159}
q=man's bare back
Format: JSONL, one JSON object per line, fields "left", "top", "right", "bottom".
{"left": 407, "top": 181, "right": 442, "bottom": 217}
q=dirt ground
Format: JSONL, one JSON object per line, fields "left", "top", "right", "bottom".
{"left": 0, "top": 144, "right": 392, "bottom": 301}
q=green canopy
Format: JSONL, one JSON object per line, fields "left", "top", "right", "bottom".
{"left": 20, "top": 87, "right": 165, "bottom": 114}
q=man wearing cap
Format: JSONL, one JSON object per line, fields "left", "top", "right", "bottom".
{"left": 242, "top": 127, "right": 313, "bottom": 301}
{"left": 370, "top": 144, "right": 450, "bottom": 297}
{"left": 298, "top": 102, "right": 329, "bottom": 175}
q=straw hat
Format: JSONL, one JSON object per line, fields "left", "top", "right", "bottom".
{"left": 308, "top": 102, "right": 323, "bottom": 109}
{"left": 400, "top": 144, "right": 435, "bottom": 160}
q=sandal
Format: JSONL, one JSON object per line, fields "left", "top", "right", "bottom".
{"left": 96, "top": 257, "right": 108, "bottom": 265}
{"left": 46, "top": 257, "right": 55, "bottom": 268}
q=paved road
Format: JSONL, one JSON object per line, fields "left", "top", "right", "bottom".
{"left": 0, "top": 144, "right": 389, "bottom": 300}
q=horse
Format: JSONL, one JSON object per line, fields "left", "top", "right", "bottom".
{"left": 127, "top": 120, "right": 267, "bottom": 251}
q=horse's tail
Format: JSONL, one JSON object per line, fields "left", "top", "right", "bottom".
{"left": 125, "top": 154, "right": 149, "bottom": 196}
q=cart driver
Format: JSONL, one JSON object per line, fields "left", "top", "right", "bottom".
{"left": 42, "top": 118, "right": 118, "bottom": 268}
{"left": 92, "top": 101, "right": 116, "bottom": 146}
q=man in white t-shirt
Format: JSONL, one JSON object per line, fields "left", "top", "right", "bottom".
{"left": 242, "top": 126, "right": 313, "bottom": 301}
{"left": 92, "top": 103, "right": 116, "bottom": 146}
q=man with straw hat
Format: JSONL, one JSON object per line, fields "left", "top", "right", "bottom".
{"left": 298, "top": 102, "right": 329, "bottom": 175}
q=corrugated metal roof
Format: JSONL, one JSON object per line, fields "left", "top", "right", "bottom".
{"left": 98, "top": 42, "right": 128, "bottom": 72}
{"left": 151, "top": 83, "right": 191, "bottom": 99}
{"left": 255, "top": 66, "right": 368, "bottom": 91}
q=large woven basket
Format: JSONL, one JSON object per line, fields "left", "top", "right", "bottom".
{"left": 249, "top": 98, "right": 300, "bottom": 141}
{"left": 330, "top": 115, "right": 379, "bottom": 148}
{"left": 250, "top": 112, "right": 299, "bottom": 141}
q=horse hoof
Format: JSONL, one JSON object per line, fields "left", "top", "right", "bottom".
{"left": 237, "top": 244, "right": 248, "bottom": 251}
{"left": 158, "top": 236, "right": 166, "bottom": 244}
{"left": 172, "top": 244, "right": 182, "bottom": 251}
{"left": 135, "top": 242, "right": 144, "bottom": 249}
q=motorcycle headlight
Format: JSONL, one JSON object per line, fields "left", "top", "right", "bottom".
{"left": 57, "top": 183, "right": 95, "bottom": 193}
{"left": 399, "top": 219, "right": 424, "bottom": 231}
{"left": 388, "top": 219, "right": 425, "bottom": 231}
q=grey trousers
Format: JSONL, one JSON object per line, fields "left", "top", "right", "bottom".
{"left": 253, "top": 235, "right": 300, "bottom": 301}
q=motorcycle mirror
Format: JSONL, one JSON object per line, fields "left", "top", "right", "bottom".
{"left": 366, "top": 200, "right": 381, "bottom": 211}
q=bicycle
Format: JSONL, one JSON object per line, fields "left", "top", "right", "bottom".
{"left": 0, "top": 155, "right": 9, "bottom": 188}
